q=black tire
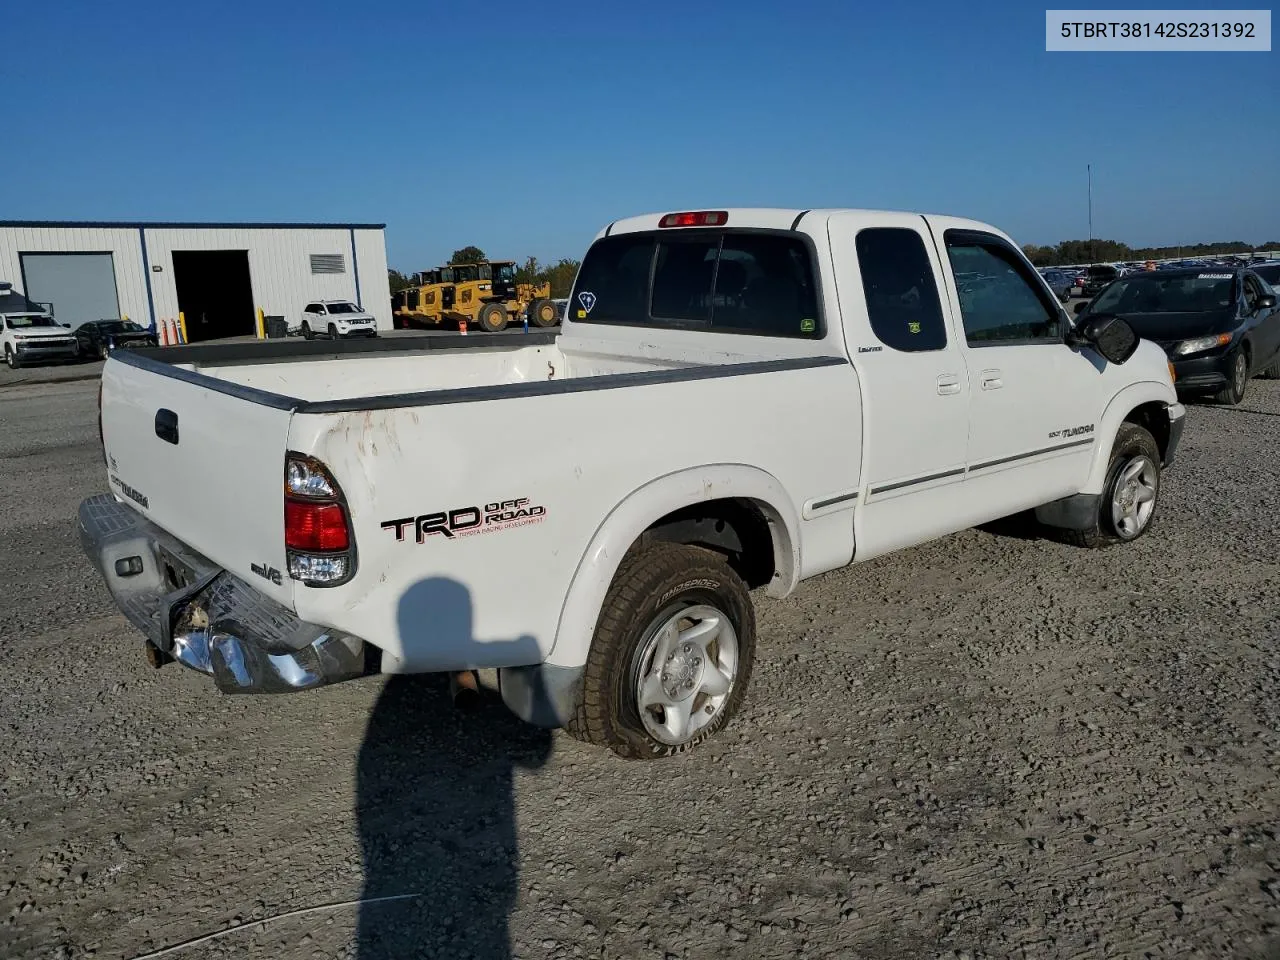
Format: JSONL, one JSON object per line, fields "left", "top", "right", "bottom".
{"left": 530, "top": 299, "right": 559, "bottom": 327}
{"left": 566, "top": 542, "right": 756, "bottom": 759}
{"left": 478, "top": 302, "right": 508, "bottom": 333}
{"left": 4, "top": 345, "right": 18, "bottom": 370}
{"left": 1053, "top": 423, "right": 1161, "bottom": 549}
{"left": 1261, "top": 357, "right": 1280, "bottom": 379}
{"left": 1213, "top": 349, "right": 1249, "bottom": 405}
{"left": 327, "top": 323, "right": 339, "bottom": 340}
{"left": 301, "top": 322, "right": 313, "bottom": 341}
{"left": 99, "top": 343, "right": 109, "bottom": 361}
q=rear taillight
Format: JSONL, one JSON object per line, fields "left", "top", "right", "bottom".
{"left": 285, "top": 501, "right": 350, "bottom": 551}
{"left": 284, "top": 453, "right": 355, "bottom": 586}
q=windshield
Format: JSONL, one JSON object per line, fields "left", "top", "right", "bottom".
{"left": 326, "top": 302, "right": 360, "bottom": 314}
{"left": 5, "top": 315, "right": 58, "bottom": 329}
{"left": 496, "top": 264, "right": 515, "bottom": 282}
{"left": 1090, "top": 274, "right": 1236, "bottom": 314}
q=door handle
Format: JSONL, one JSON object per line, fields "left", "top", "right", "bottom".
{"left": 980, "top": 369, "right": 1003, "bottom": 390}
{"left": 936, "top": 374, "right": 961, "bottom": 396}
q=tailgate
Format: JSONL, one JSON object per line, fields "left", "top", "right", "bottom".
{"left": 99, "top": 358, "right": 296, "bottom": 609}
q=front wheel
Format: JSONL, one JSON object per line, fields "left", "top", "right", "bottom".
{"left": 327, "top": 323, "right": 339, "bottom": 340}
{"left": 4, "top": 345, "right": 18, "bottom": 369}
{"left": 1213, "top": 350, "right": 1249, "bottom": 405}
{"left": 566, "top": 542, "right": 756, "bottom": 759}
{"left": 1054, "top": 423, "right": 1161, "bottom": 549}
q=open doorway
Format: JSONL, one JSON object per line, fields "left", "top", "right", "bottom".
{"left": 172, "top": 250, "right": 255, "bottom": 342}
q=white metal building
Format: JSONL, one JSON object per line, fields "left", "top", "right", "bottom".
{"left": 0, "top": 221, "right": 391, "bottom": 340}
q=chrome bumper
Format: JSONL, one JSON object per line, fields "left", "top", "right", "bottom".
{"left": 76, "top": 493, "right": 371, "bottom": 694}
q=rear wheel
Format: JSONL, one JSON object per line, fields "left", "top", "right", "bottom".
{"left": 1213, "top": 350, "right": 1249, "bottom": 405}
{"left": 1261, "top": 357, "right": 1280, "bottom": 379}
{"left": 531, "top": 299, "right": 559, "bottom": 327}
{"left": 478, "top": 302, "right": 508, "bottom": 333}
{"left": 1054, "top": 423, "right": 1161, "bottom": 549}
{"left": 566, "top": 542, "right": 756, "bottom": 759}
{"left": 301, "top": 321, "right": 313, "bottom": 340}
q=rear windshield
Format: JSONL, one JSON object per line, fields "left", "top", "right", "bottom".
{"left": 1087, "top": 266, "right": 1117, "bottom": 277}
{"left": 569, "top": 230, "right": 821, "bottom": 338}
{"left": 1090, "top": 274, "right": 1236, "bottom": 313}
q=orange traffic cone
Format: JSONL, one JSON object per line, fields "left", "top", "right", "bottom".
{"left": 459, "top": 318, "right": 468, "bottom": 336}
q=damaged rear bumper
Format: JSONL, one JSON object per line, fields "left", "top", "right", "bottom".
{"left": 76, "top": 493, "right": 372, "bottom": 694}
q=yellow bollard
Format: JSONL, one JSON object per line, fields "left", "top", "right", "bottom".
{"left": 256, "top": 308, "right": 266, "bottom": 339}
{"left": 178, "top": 311, "right": 188, "bottom": 344}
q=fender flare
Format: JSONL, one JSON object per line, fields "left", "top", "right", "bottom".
{"left": 1081, "top": 380, "right": 1178, "bottom": 494}
{"left": 542, "top": 464, "right": 801, "bottom": 669}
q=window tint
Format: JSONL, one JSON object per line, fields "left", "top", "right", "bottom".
{"left": 946, "top": 239, "right": 1060, "bottom": 345}
{"left": 570, "top": 234, "right": 654, "bottom": 325}
{"left": 1252, "top": 264, "right": 1280, "bottom": 287}
{"left": 570, "top": 231, "right": 820, "bottom": 338}
{"left": 652, "top": 238, "right": 717, "bottom": 322}
{"left": 304, "top": 303, "right": 321, "bottom": 313}
{"left": 855, "top": 228, "right": 947, "bottom": 351}
{"left": 714, "top": 234, "right": 819, "bottom": 335}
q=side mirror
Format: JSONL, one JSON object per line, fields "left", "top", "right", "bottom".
{"left": 1073, "top": 301, "right": 1089, "bottom": 316}
{"left": 1258, "top": 293, "right": 1277, "bottom": 310}
{"left": 1072, "top": 314, "right": 1139, "bottom": 364}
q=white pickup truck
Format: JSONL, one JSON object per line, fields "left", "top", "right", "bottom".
{"left": 78, "top": 208, "right": 1185, "bottom": 758}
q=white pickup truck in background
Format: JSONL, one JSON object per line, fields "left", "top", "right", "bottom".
{"left": 78, "top": 208, "right": 1184, "bottom": 758}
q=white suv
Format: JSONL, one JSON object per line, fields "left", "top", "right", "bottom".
{"left": 294, "top": 301, "right": 378, "bottom": 340}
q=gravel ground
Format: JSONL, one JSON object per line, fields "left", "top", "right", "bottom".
{"left": 1, "top": 376, "right": 1278, "bottom": 960}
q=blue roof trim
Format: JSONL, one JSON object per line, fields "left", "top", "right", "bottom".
{"left": 0, "top": 220, "right": 386, "bottom": 230}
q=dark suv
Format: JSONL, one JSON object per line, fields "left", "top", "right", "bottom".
{"left": 1082, "top": 265, "right": 1120, "bottom": 298}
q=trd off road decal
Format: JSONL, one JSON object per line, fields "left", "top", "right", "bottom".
{"left": 1048, "top": 423, "right": 1095, "bottom": 440}
{"left": 382, "top": 498, "right": 548, "bottom": 543}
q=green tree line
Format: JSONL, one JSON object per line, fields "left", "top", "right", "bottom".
{"left": 1022, "top": 238, "right": 1280, "bottom": 267}
{"left": 387, "top": 247, "right": 582, "bottom": 298}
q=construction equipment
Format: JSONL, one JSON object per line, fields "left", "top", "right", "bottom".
{"left": 445, "top": 260, "right": 557, "bottom": 332}
{"left": 394, "top": 269, "right": 455, "bottom": 329}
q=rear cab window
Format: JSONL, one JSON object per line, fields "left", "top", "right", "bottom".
{"left": 570, "top": 229, "right": 822, "bottom": 338}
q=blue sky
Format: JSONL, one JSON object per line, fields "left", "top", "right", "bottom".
{"left": 4, "top": 1, "right": 1276, "bottom": 271}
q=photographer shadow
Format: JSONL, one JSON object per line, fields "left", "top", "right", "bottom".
{"left": 356, "top": 577, "right": 553, "bottom": 959}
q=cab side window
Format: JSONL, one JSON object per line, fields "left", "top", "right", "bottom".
{"left": 944, "top": 233, "right": 1061, "bottom": 345}
{"left": 855, "top": 228, "right": 947, "bottom": 352}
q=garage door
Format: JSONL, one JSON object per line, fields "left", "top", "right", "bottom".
{"left": 20, "top": 253, "right": 120, "bottom": 329}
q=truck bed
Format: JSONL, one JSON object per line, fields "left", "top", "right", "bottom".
{"left": 119, "top": 330, "right": 801, "bottom": 408}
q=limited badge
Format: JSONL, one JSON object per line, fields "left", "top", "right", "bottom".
{"left": 578, "top": 291, "right": 598, "bottom": 313}
{"left": 800, "top": 317, "right": 815, "bottom": 333}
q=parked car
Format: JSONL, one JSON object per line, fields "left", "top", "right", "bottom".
{"left": 1074, "top": 266, "right": 1280, "bottom": 404}
{"left": 1, "top": 310, "right": 77, "bottom": 369}
{"left": 292, "top": 300, "right": 378, "bottom": 340}
{"left": 1249, "top": 260, "right": 1280, "bottom": 292}
{"left": 1082, "top": 264, "right": 1120, "bottom": 297}
{"left": 79, "top": 207, "right": 1184, "bottom": 758}
{"left": 1039, "top": 269, "right": 1074, "bottom": 302}
{"left": 73, "top": 320, "right": 158, "bottom": 360}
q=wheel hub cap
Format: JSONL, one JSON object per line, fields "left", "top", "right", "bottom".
{"left": 1110, "top": 455, "right": 1157, "bottom": 539}
{"left": 633, "top": 603, "right": 739, "bottom": 746}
